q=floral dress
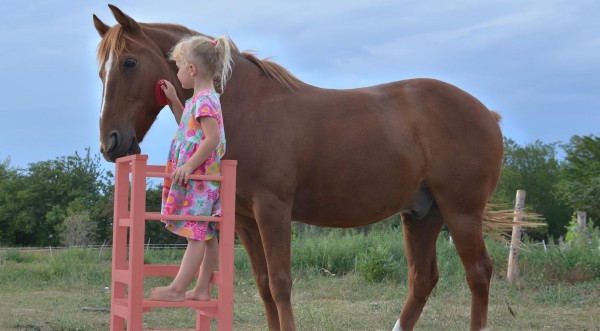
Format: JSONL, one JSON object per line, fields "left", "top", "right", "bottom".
{"left": 161, "top": 90, "right": 226, "bottom": 241}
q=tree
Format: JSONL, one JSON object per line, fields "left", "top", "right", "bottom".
{"left": 0, "top": 149, "right": 113, "bottom": 246}
{"left": 558, "top": 135, "right": 600, "bottom": 222}
{"left": 59, "top": 212, "right": 97, "bottom": 247}
{"left": 0, "top": 158, "right": 28, "bottom": 245}
{"left": 492, "top": 138, "right": 570, "bottom": 239}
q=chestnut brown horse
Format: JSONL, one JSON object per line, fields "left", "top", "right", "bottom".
{"left": 94, "top": 5, "right": 503, "bottom": 331}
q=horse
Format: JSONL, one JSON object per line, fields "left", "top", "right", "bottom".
{"left": 93, "top": 5, "right": 504, "bottom": 331}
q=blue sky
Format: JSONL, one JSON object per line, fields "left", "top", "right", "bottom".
{"left": 1, "top": 1, "right": 598, "bottom": 170}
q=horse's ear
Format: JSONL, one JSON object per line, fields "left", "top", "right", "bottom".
{"left": 108, "top": 4, "right": 141, "bottom": 33}
{"left": 93, "top": 14, "right": 111, "bottom": 37}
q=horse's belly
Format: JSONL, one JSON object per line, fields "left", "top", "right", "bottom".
{"left": 291, "top": 118, "right": 425, "bottom": 226}
{"left": 292, "top": 161, "right": 423, "bottom": 227}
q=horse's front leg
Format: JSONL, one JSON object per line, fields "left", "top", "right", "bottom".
{"left": 254, "top": 194, "right": 296, "bottom": 331}
{"left": 235, "top": 214, "right": 280, "bottom": 330}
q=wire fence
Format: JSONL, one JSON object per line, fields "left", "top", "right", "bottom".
{"left": 0, "top": 241, "right": 560, "bottom": 253}
{"left": 0, "top": 243, "right": 244, "bottom": 253}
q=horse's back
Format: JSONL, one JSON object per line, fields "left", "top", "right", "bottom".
{"left": 311, "top": 77, "right": 503, "bottom": 168}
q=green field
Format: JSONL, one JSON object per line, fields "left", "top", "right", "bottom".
{"left": 1, "top": 228, "right": 599, "bottom": 330}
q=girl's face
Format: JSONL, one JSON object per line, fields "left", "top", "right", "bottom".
{"left": 175, "top": 58, "right": 194, "bottom": 89}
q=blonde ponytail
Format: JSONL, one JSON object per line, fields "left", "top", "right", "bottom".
{"left": 213, "top": 35, "right": 233, "bottom": 91}
{"left": 169, "top": 34, "right": 235, "bottom": 92}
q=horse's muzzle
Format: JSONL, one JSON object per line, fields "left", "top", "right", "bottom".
{"left": 101, "top": 130, "right": 141, "bottom": 162}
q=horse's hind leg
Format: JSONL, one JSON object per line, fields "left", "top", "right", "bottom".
{"left": 443, "top": 209, "right": 492, "bottom": 331}
{"left": 398, "top": 205, "right": 444, "bottom": 330}
{"left": 235, "top": 215, "right": 280, "bottom": 330}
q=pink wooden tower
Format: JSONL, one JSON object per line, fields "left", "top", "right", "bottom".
{"left": 110, "top": 154, "right": 237, "bottom": 331}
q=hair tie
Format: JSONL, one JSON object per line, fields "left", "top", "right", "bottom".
{"left": 211, "top": 39, "right": 218, "bottom": 46}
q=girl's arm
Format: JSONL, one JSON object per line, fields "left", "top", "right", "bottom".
{"left": 161, "top": 80, "right": 185, "bottom": 123}
{"left": 170, "top": 101, "right": 184, "bottom": 124}
{"left": 171, "top": 117, "right": 220, "bottom": 186}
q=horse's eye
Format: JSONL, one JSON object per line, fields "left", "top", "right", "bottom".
{"left": 122, "top": 58, "right": 138, "bottom": 70}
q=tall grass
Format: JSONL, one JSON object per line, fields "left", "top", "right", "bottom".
{"left": 0, "top": 248, "right": 112, "bottom": 288}
{"left": 519, "top": 229, "right": 600, "bottom": 283}
{"left": 291, "top": 228, "right": 405, "bottom": 279}
{"left": 1, "top": 226, "right": 598, "bottom": 288}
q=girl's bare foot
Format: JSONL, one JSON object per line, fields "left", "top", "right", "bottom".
{"left": 185, "top": 288, "right": 212, "bottom": 301}
{"left": 149, "top": 286, "right": 185, "bottom": 301}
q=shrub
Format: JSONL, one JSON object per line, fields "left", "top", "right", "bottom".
{"left": 3, "top": 250, "right": 35, "bottom": 263}
{"left": 356, "top": 244, "right": 399, "bottom": 283}
{"left": 59, "top": 212, "right": 97, "bottom": 247}
{"left": 518, "top": 220, "right": 600, "bottom": 283}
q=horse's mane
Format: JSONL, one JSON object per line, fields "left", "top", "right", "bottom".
{"left": 240, "top": 52, "right": 300, "bottom": 90}
{"left": 97, "top": 23, "right": 300, "bottom": 90}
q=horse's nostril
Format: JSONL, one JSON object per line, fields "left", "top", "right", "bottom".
{"left": 107, "top": 131, "right": 120, "bottom": 153}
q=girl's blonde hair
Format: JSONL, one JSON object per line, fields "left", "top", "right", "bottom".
{"left": 170, "top": 35, "right": 234, "bottom": 91}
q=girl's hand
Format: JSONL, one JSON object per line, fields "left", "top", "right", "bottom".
{"left": 171, "top": 163, "right": 194, "bottom": 186}
{"left": 160, "top": 79, "right": 184, "bottom": 123}
{"left": 160, "top": 80, "right": 179, "bottom": 103}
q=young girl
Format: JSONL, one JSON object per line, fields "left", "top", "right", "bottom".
{"left": 149, "top": 35, "right": 232, "bottom": 302}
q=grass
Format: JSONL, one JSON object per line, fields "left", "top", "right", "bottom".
{"left": 1, "top": 227, "right": 599, "bottom": 330}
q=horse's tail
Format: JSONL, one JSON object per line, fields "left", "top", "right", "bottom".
{"left": 490, "top": 110, "right": 502, "bottom": 123}
{"left": 482, "top": 204, "right": 545, "bottom": 241}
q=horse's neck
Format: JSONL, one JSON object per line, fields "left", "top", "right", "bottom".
{"left": 144, "top": 24, "right": 199, "bottom": 58}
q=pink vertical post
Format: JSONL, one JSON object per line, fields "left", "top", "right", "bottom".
{"left": 216, "top": 160, "right": 237, "bottom": 331}
{"left": 110, "top": 158, "right": 130, "bottom": 331}
{"left": 195, "top": 314, "right": 212, "bottom": 330}
{"left": 127, "top": 155, "right": 148, "bottom": 330}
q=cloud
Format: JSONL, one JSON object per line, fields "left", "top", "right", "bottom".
{"left": 0, "top": 0, "right": 598, "bottom": 167}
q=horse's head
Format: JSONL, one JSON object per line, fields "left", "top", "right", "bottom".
{"left": 93, "top": 5, "right": 186, "bottom": 162}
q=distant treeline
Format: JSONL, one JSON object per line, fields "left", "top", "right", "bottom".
{"left": 0, "top": 134, "right": 598, "bottom": 247}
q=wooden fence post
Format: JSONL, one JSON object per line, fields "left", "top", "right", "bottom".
{"left": 507, "top": 190, "right": 526, "bottom": 283}
{"left": 577, "top": 211, "right": 587, "bottom": 234}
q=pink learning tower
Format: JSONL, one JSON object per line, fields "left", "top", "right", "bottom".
{"left": 110, "top": 155, "right": 237, "bottom": 331}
